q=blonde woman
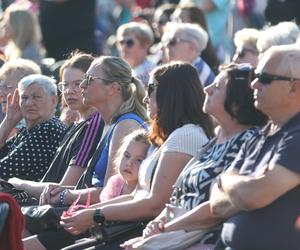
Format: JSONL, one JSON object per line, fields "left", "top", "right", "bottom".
{"left": 0, "top": 4, "right": 43, "bottom": 64}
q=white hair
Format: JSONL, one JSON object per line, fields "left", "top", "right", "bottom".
{"left": 163, "top": 22, "right": 208, "bottom": 53}
{"left": 234, "top": 28, "right": 260, "bottom": 51}
{"left": 257, "top": 22, "right": 300, "bottom": 53}
{"left": 18, "top": 74, "right": 57, "bottom": 96}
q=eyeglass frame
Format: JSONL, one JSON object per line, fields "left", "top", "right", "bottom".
{"left": 147, "top": 82, "right": 159, "bottom": 98}
{"left": 254, "top": 71, "right": 300, "bottom": 85}
{"left": 164, "top": 37, "right": 192, "bottom": 47}
{"left": 118, "top": 38, "right": 135, "bottom": 48}
{"left": 0, "top": 80, "right": 15, "bottom": 92}
{"left": 83, "top": 74, "right": 111, "bottom": 86}
{"left": 57, "top": 80, "right": 83, "bottom": 92}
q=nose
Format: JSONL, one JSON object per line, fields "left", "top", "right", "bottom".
{"left": 250, "top": 78, "right": 260, "bottom": 90}
{"left": 143, "top": 95, "right": 149, "bottom": 104}
{"left": 204, "top": 84, "right": 213, "bottom": 95}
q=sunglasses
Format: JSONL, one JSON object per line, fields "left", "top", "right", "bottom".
{"left": 166, "top": 37, "right": 191, "bottom": 47}
{"left": 254, "top": 72, "right": 300, "bottom": 85}
{"left": 83, "top": 74, "right": 108, "bottom": 86}
{"left": 236, "top": 47, "right": 258, "bottom": 59}
{"left": 147, "top": 83, "right": 158, "bottom": 98}
{"left": 119, "top": 38, "right": 135, "bottom": 48}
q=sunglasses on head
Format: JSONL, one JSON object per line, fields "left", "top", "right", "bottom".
{"left": 119, "top": 38, "right": 135, "bottom": 48}
{"left": 254, "top": 72, "right": 300, "bottom": 85}
{"left": 147, "top": 83, "right": 158, "bottom": 98}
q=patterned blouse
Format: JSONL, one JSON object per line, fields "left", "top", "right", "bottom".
{"left": 0, "top": 116, "right": 65, "bottom": 181}
{"left": 171, "top": 129, "right": 256, "bottom": 210}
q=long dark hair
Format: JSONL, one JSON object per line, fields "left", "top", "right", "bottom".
{"left": 149, "top": 62, "right": 214, "bottom": 146}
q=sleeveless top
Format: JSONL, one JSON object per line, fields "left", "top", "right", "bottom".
{"left": 92, "top": 112, "right": 147, "bottom": 187}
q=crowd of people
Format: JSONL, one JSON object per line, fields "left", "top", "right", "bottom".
{"left": 0, "top": 0, "right": 299, "bottom": 250}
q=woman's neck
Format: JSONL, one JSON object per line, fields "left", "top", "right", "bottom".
{"left": 216, "top": 116, "right": 251, "bottom": 143}
{"left": 78, "top": 106, "right": 98, "bottom": 121}
{"left": 95, "top": 98, "right": 123, "bottom": 124}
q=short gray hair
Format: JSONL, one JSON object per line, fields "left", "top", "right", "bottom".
{"left": 117, "top": 22, "right": 154, "bottom": 47}
{"left": 163, "top": 22, "right": 208, "bottom": 53}
{"left": 234, "top": 28, "right": 260, "bottom": 51}
{"left": 257, "top": 22, "right": 300, "bottom": 53}
{"left": 18, "top": 74, "right": 57, "bottom": 96}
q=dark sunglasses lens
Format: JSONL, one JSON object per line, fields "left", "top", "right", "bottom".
{"left": 147, "top": 84, "right": 154, "bottom": 97}
{"left": 168, "top": 38, "right": 177, "bottom": 46}
{"left": 256, "top": 73, "right": 272, "bottom": 85}
{"left": 126, "top": 39, "right": 134, "bottom": 48}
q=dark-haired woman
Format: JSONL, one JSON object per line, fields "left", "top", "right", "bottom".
{"left": 52, "top": 62, "right": 215, "bottom": 250}
{"left": 121, "top": 64, "right": 268, "bottom": 249}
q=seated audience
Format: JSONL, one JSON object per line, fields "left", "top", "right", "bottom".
{"left": 121, "top": 64, "right": 267, "bottom": 250}
{"left": 9, "top": 53, "right": 104, "bottom": 198}
{"left": 0, "top": 74, "right": 65, "bottom": 181}
{"left": 24, "top": 62, "right": 214, "bottom": 249}
{"left": 162, "top": 22, "right": 215, "bottom": 87}
{"left": 116, "top": 22, "right": 156, "bottom": 86}
{"left": 210, "top": 45, "right": 300, "bottom": 250}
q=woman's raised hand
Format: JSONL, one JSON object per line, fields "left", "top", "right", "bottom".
{"left": 5, "top": 89, "right": 22, "bottom": 125}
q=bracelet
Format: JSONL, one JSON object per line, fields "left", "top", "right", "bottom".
{"left": 59, "top": 189, "right": 70, "bottom": 206}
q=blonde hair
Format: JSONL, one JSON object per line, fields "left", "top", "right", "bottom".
{"left": 117, "top": 21, "right": 154, "bottom": 48}
{"left": 0, "top": 58, "right": 41, "bottom": 85}
{"left": 3, "top": 4, "right": 41, "bottom": 60}
{"left": 113, "top": 129, "right": 150, "bottom": 174}
{"left": 234, "top": 28, "right": 260, "bottom": 51}
{"left": 91, "top": 56, "right": 147, "bottom": 122}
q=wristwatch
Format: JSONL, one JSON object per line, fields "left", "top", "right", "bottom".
{"left": 93, "top": 209, "right": 105, "bottom": 224}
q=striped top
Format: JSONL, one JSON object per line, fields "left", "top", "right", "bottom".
{"left": 72, "top": 112, "right": 103, "bottom": 167}
{"left": 193, "top": 56, "right": 215, "bottom": 87}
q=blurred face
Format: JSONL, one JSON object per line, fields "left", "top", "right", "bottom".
{"left": 119, "top": 140, "right": 148, "bottom": 184}
{"left": 19, "top": 83, "right": 57, "bottom": 128}
{"left": 250, "top": 53, "right": 293, "bottom": 115}
{"left": 233, "top": 46, "right": 259, "bottom": 67}
{"left": 143, "top": 78, "right": 158, "bottom": 119}
{"left": 116, "top": 33, "right": 147, "bottom": 66}
{"left": 60, "top": 67, "right": 87, "bottom": 112}
{"left": 0, "top": 72, "right": 20, "bottom": 113}
{"left": 203, "top": 71, "right": 227, "bottom": 117}
{"left": 164, "top": 33, "right": 193, "bottom": 62}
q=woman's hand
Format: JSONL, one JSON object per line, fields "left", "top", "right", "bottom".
{"left": 39, "top": 184, "right": 64, "bottom": 205}
{"left": 120, "top": 236, "right": 144, "bottom": 249}
{"left": 5, "top": 90, "right": 22, "bottom": 125}
{"left": 142, "top": 219, "right": 165, "bottom": 238}
{"left": 60, "top": 208, "right": 95, "bottom": 235}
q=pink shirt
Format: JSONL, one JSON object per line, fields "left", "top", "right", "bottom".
{"left": 99, "top": 174, "right": 125, "bottom": 203}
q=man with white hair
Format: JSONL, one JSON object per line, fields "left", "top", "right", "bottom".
{"left": 210, "top": 44, "right": 300, "bottom": 250}
{"left": 162, "top": 22, "right": 215, "bottom": 86}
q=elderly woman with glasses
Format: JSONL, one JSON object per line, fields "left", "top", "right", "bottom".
{"left": 0, "top": 74, "right": 65, "bottom": 182}
{"left": 116, "top": 22, "right": 156, "bottom": 86}
{"left": 9, "top": 53, "right": 105, "bottom": 199}
{"left": 121, "top": 64, "right": 268, "bottom": 250}
{"left": 232, "top": 28, "right": 260, "bottom": 67}
{"left": 162, "top": 22, "right": 215, "bottom": 87}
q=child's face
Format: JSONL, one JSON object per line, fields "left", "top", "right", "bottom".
{"left": 119, "top": 140, "right": 148, "bottom": 184}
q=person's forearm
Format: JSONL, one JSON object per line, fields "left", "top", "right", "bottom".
{"left": 67, "top": 187, "right": 101, "bottom": 205}
{"left": 13, "top": 180, "right": 53, "bottom": 198}
{"left": 164, "top": 202, "right": 223, "bottom": 232}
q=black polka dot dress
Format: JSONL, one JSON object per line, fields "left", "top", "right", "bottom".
{"left": 0, "top": 117, "right": 66, "bottom": 181}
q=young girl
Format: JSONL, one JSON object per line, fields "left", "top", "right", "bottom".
{"left": 99, "top": 130, "right": 150, "bottom": 202}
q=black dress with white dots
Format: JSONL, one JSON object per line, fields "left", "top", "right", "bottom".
{"left": 0, "top": 116, "right": 66, "bottom": 181}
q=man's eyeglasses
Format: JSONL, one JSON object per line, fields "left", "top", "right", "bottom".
{"left": 119, "top": 38, "right": 135, "bottom": 48}
{"left": 57, "top": 81, "right": 82, "bottom": 92}
{"left": 165, "top": 37, "right": 191, "bottom": 47}
{"left": 147, "top": 83, "right": 159, "bottom": 98}
{"left": 254, "top": 72, "right": 300, "bottom": 85}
